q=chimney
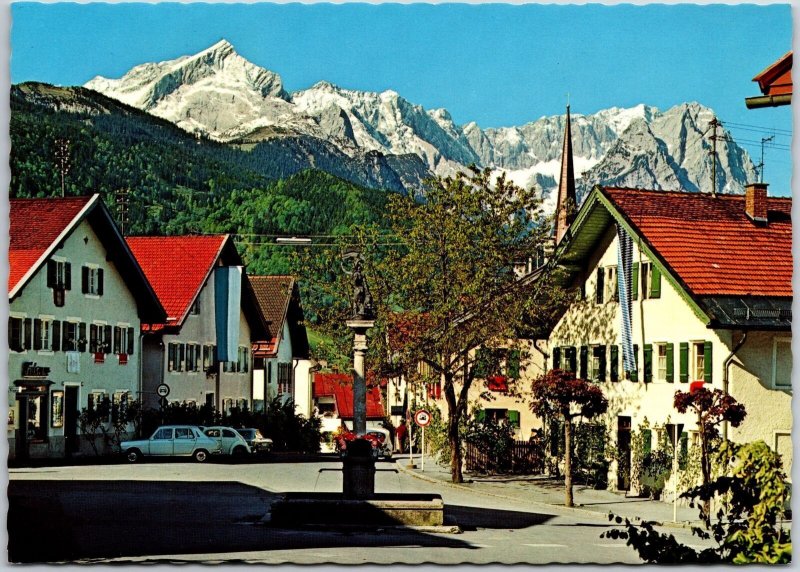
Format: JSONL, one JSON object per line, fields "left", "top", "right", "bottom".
{"left": 745, "top": 182, "right": 768, "bottom": 224}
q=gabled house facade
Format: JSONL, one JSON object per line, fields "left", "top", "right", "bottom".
{"left": 250, "top": 275, "right": 312, "bottom": 415}
{"left": 545, "top": 183, "right": 792, "bottom": 490}
{"left": 126, "top": 235, "right": 267, "bottom": 412}
{"left": 8, "top": 195, "right": 165, "bottom": 460}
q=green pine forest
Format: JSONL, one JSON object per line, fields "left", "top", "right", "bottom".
{"left": 10, "top": 82, "right": 395, "bottom": 280}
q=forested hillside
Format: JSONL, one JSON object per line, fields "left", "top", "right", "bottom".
{"left": 10, "top": 82, "right": 395, "bottom": 275}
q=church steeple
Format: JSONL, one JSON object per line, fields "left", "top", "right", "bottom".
{"left": 555, "top": 104, "right": 576, "bottom": 244}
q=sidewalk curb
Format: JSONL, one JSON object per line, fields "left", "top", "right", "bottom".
{"left": 394, "top": 459, "right": 695, "bottom": 530}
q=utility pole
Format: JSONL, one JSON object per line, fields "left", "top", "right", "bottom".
{"left": 115, "top": 188, "right": 130, "bottom": 236}
{"left": 54, "top": 139, "right": 71, "bottom": 197}
{"left": 708, "top": 118, "right": 720, "bottom": 197}
{"left": 757, "top": 136, "right": 775, "bottom": 183}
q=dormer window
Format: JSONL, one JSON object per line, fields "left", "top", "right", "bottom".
{"left": 189, "top": 298, "right": 201, "bottom": 315}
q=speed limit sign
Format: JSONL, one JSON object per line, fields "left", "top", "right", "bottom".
{"left": 414, "top": 409, "right": 431, "bottom": 427}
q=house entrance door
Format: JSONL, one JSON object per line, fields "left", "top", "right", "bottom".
{"left": 64, "top": 386, "right": 79, "bottom": 456}
{"left": 617, "top": 416, "right": 632, "bottom": 491}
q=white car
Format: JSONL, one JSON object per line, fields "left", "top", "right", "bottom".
{"left": 203, "top": 426, "right": 251, "bottom": 457}
{"left": 121, "top": 425, "right": 221, "bottom": 463}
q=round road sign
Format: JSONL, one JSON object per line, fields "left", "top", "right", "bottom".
{"left": 414, "top": 409, "right": 431, "bottom": 427}
{"left": 156, "top": 383, "right": 170, "bottom": 398}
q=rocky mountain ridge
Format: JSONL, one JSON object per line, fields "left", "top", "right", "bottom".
{"left": 85, "top": 39, "right": 758, "bottom": 201}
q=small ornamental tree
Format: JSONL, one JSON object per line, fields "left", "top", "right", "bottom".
{"left": 674, "top": 387, "right": 747, "bottom": 514}
{"left": 531, "top": 369, "right": 608, "bottom": 507}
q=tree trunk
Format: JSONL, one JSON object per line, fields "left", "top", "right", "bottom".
{"left": 699, "top": 418, "right": 711, "bottom": 518}
{"left": 564, "top": 416, "right": 574, "bottom": 507}
{"left": 448, "top": 412, "right": 463, "bottom": 483}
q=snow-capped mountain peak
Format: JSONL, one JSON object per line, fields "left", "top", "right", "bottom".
{"left": 84, "top": 40, "right": 756, "bottom": 198}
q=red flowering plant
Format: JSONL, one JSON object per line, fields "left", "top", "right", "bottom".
{"left": 531, "top": 369, "right": 608, "bottom": 507}
{"left": 674, "top": 387, "right": 747, "bottom": 516}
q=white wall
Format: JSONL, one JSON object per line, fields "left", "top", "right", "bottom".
{"left": 8, "top": 218, "right": 142, "bottom": 458}
{"left": 548, "top": 231, "right": 793, "bottom": 484}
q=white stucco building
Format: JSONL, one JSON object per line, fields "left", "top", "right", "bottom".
{"left": 126, "top": 235, "right": 267, "bottom": 412}
{"left": 250, "top": 276, "right": 312, "bottom": 416}
{"left": 8, "top": 195, "right": 165, "bottom": 460}
{"left": 545, "top": 183, "right": 792, "bottom": 489}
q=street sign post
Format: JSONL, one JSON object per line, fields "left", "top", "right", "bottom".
{"left": 414, "top": 410, "right": 431, "bottom": 471}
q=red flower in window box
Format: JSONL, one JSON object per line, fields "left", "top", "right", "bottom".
{"left": 118, "top": 353, "right": 128, "bottom": 365}
{"left": 689, "top": 380, "right": 706, "bottom": 393}
{"left": 94, "top": 352, "right": 105, "bottom": 364}
{"left": 487, "top": 375, "right": 508, "bottom": 392}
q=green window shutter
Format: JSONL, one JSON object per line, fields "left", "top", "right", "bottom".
{"left": 650, "top": 265, "right": 661, "bottom": 298}
{"left": 642, "top": 428, "right": 652, "bottom": 455}
{"left": 476, "top": 410, "right": 486, "bottom": 423}
{"left": 508, "top": 410, "right": 520, "bottom": 428}
{"left": 507, "top": 349, "right": 520, "bottom": 379}
{"left": 610, "top": 345, "right": 619, "bottom": 382}
{"left": 78, "top": 322, "right": 87, "bottom": 352}
{"left": 82, "top": 266, "right": 89, "bottom": 294}
{"left": 127, "top": 327, "right": 135, "bottom": 355}
{"left": 33, "top": 319, "right": 42, "bottom": 351}
{"left": 47, "top": 260, "right": 56, "bottom": 288}
{"left": 629, "top": 344, "right": 639, "bottom": 381}
{"left": 666, "top": 343, "right": 674, "bottom": 383}
{"left": 64, "top": 263, "right": 72, "bottom": 290}
{"left": 643, "top": 344, "right": 653, "bottom": 383}
{"left": 679, "top": 342, "right": 689, "bottom": 383}
{"left": 704, "top": 341, "right": 713, "bottom": 383}
{"left": 598, "top": 346, "right": 607, "bottom": 382}
{"left": 552, "top": 346, "right": 561, "bottom": 370}
{"left": 473, "top": 347, "right": 489, "bottom": 378}
{"left": 52, "top": 320, "right": 61, "bottom": 352}
{"left": 631, "top": 262, "right": 639, "bottom": 300}
{"left": 579, "top": 346, "right": 588, "bottom": 379}
{"left": 596, "top": 268, "right": 605, "bottom": 304}
{"left": 566, "top": 346, "right": 577, "bottom": 373}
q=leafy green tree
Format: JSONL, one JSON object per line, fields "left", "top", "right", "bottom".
{"left": 369, "top": 167, "right": 559, "bottom": 483}
{"left": 530, "top": 369, "right": 608, "bottom": 507}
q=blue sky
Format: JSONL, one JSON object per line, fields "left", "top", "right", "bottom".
{"left": 10, "top": 2, "right": 794, "bottom": 195}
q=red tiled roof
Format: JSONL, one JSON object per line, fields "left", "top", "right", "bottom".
{"left": 313, "top": 372, "right": 384, "bottom": 419}
{"left": 603, "top": 188, "right": 792, "bottom": 297}
{"left": 9, "top": 196, "right": 94, "bottom": 294}
{"left": 126, "top": 235, "right": 228, "bottom": 326}
{"left": 250, "top": 275, "right": 293, "bottom": 356}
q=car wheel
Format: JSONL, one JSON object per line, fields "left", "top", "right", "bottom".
{"left": 126, "top": 449, "right": 141, "bottom": 463}
{"left": 232, "top": 446, "right": 247, "bottom": 461}
{"left": 193, "top": 449, "right": 209, "bottom": 463}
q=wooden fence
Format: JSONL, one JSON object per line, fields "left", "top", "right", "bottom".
{"left": 465, "top": 440, "right": 545, "bottom": 475}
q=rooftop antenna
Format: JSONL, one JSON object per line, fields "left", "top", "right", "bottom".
{"left": 757, "top": 135, "right": 775, "bottom": 183}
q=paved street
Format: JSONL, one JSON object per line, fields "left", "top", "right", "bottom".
{"left": 8, "top": 455, "right": 709, "bottom": 564}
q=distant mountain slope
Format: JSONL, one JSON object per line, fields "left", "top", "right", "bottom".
{"left": 10, "top": 82, "right": 395, "bottom": 270}
{"left": 84, "top": 40, "right": 758, "bottom": 204}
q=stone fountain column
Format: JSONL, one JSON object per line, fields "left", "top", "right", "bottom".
{"left": 346, "top": 319, "right": 375, "bottom": 436}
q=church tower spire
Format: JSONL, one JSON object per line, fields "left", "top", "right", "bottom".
{"left": 555, "top": 104, "right": 576, "bottom": 244}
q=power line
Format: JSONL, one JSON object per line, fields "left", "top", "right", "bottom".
{"left": 722, "top": 121, "right": 791, "bottom": 136}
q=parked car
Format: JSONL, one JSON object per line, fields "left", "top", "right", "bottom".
{"left": 367, "top": 428, "right": 393, "bottom": 459}
{"left": 121, "top": 425, "right": 220, "bottom": 463}
{"left": 334, "top": 428, "right": 392, "bottom": 460}
{"left": 203, "top": 426, "right": 251, "bottom": 457}
{"left": 236, "top": 428, "right": 273, "bottom": 455}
